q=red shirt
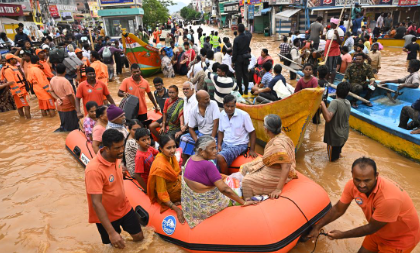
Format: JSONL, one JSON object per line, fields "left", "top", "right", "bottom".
{"left": 135, "top": 147, "right": 159, "bottom": 184}
{"left": 119, "top": 77, "right": 151, "bottom": 115}
{"left": 76, "top": 80, "right": 110, "bottom": 114}
{"left": 294, "top": 76, "right": 318, "bottom": 93}
{"left": 85, "top": 152, "right": 132, "bottom": 223}
{"left": 340, "top": 176, "right": 420, "bottom": 250}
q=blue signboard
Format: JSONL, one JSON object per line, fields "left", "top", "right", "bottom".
{"left": 100, "top": 0, "right": 134, "bottom": 6}
{"left": 248, "top": 5, "right": 254, "bottom": 19}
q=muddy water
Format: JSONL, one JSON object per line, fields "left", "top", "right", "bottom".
{"left": 1, "top": 26, "right": 419, "bottom": 253}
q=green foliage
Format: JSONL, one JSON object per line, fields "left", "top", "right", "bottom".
{"left": 142, "top": 0, "right": 171, "bottom": 26}
{"left": 180, "top": 6, "right": 201, "bottom": 21}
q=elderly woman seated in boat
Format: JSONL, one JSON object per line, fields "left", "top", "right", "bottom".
{"left": 147, "top": 134, "right": 184, "bottom": 223}
{"left": 241, "top": 114, "right": 298, "bottom": 200}
{"left": 379, "top": 59, "right": 420, "bottom": 91}
{"left": 181, "top": 135, "right": 256, "bottom": 228}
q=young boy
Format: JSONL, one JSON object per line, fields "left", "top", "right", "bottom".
{"left": 134, "top": 128, "right": 159, "bottom": 190}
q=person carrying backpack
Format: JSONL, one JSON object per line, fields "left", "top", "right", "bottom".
{"left": 98, "top": 42, "right": 122, "bottom": 81}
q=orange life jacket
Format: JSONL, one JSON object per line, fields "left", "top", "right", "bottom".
{"left": 0, "top": 64, "right": 28, "bottom": 97}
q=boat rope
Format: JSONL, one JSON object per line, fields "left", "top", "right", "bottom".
{"left": 310, "top": 228, "right": 327, "bottom": 253}
{"left": 279, "top": 195, "right": 327, "bottom": 252}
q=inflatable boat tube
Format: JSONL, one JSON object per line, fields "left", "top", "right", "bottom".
{"left": 124, "top": 172, "right": 331, "bottom": 253}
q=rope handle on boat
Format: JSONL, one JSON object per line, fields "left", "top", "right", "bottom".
{"left": 278, "top": 195, "right": 327, "bottom": 253}
{"left": 310, "top": 229, "right": 328, "bottom": 253}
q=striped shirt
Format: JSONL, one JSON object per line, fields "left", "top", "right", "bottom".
{"left": 206, "top": 70, "right": 238, "bottom": 108}
{"left": 279, "top": 42, "right": 291, "bottom": 56}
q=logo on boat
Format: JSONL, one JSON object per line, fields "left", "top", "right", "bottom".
{"left": 162, "top": 215, "right": 176, "bottom": 235}
{"left": 109, "top": 175, "right": 115, "bottom": 183}
{"left": 355, "top": 197, "right": 363, "bottom": 205}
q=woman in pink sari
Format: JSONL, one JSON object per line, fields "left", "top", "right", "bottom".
{"left": 254, "top": 49, "right": 274, "bottom": 84}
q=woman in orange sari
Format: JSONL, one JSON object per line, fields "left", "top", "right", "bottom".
{"left": 147, "top": 134, "right": 185, "bottom": 223}
{"left": 241, "top": 114, "right": 297, "bottom": 200}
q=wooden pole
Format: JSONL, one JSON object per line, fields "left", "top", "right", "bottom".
{"left": 278, "top": 53, "right": 303, "bottom": 67}
{"left": 88, "top": 28, "right": 94, "bottom": 51}
{"left": 319, "top": 0, "right": 348, "bottom": 65}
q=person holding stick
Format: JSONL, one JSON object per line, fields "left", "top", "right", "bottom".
{"left": 324, "top": 18, "right": 344, "bottom": 83}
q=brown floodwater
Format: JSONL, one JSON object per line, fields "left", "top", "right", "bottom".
{"left": 1, "top": 25, "right": 419, "bottom": 253}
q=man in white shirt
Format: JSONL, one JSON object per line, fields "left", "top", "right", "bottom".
{"left": 82, "top": 44, "right": 91, "bottom": 60}
{"left": 187, "top": 56, "right": 204, "bottom": 78}
{"left": 373, "top": 13, "right": 385, "bottom": 38}
{"left": 248, "top": 48, "right": 257, "bottom": 86}
{"left": 343, "top": 32, "right": 354, "bottom": 51}
{"left": 182, "top": 81, "right": 198, "bottom": 130}
{"left": 222, "top": 48, "right": 235, "bottom": 75}
{"left": 214, "top": 51, "right": 223, "bottom": 63}
{"left": 179, "top": 90, "right": 219, "bottom": 162}
{"left": 216, "top": 94, "right": 257, "bottom": 174}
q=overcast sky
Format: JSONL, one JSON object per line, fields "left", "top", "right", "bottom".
{"left": 174, "top": 0, "right": 191, "bottom": 5}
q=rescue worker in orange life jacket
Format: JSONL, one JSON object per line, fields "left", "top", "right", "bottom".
{"left": 27, "top": 55, "right": 56, "bottom": 117}
{"left": 1, "top": 54, "right": 31, "bottom": 119}
{"left": 75, "top": 48, "right": 90, "bottom": 83}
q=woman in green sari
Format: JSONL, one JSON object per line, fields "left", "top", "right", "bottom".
{"left": 160, "top": 85, "right": 184, "bottom": 141}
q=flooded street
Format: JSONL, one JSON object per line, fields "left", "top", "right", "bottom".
{"left": 0, "top": 25, "right": 419, "bottom": 253}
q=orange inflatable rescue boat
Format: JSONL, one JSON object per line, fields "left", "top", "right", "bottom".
{"left": 65, "top": 111, "right": 332, "bottom": 253}
{"left": 124, "top": 172, "right": 330, "bottom": 253}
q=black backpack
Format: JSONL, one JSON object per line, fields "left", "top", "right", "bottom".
{"left": 283, "top": 51, "right": 293, "bottom": 66}
{"left": 49, "top": 47, "right": 67, "bottom": 64}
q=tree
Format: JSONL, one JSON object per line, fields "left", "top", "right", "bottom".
{"left": 180, "top": 6, "right": 200, "bottom": 21}
{"left": 142, "top": 0, "right": 171, "bottom": 27}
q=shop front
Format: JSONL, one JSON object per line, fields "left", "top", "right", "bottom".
{"left": 0, "top": 3, "right": 24, "bottom": 40}
{"left": 98, "top": 8, "right": 144, "bottom": 38}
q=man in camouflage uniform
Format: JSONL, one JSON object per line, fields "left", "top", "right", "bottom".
{"left": 343, "top": 54, "right": 376, "bottom": 108}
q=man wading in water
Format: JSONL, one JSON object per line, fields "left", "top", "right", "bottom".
{"left": 85, "top": 129, "right": 144, "bottom": 249}
{"left": 307, "top": 157, "right": 420, "bottom": 253}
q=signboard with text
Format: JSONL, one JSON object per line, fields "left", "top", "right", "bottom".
{"left": 99, "top": 0, "right": 134, "bottom": 6}
{"left": 249, "top": 0, "right": 262, "bottom": 4}
{"left": 0, "top": 4, "right": 23, "bottom": 16}
{"left": 88, "top": 1, "right": 99, "bottom": 17}
{"left": 48, "top": 5, "right": 60, "bottom": 18}
{"left": 308, "top": 0, "right": 399, "bottom": 7}
{"left": 254, "top": 3, "right": 262, "bottom": 16}
{"left": 398, "top": 0, "right": 417, "bottom": 5}
{"left": 224, "top": 3, "right": 239, "bottom": 13}
{"left": 248, "top": 4, "right": 254, "bottom": 19}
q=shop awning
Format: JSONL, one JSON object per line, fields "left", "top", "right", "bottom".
{"left": 261, "top": 8, "right": 271, "bottom": 14}
{"left": 275, "top": 9, "right": 300, "bottom": 21}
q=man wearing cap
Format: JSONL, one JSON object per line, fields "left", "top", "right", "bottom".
{"left": 325, "top": 18, "right": 344, "bottom": 83}
{"left": 27, "top": 55, "right": 56, "bottom": 117}
{"left": 118, "top": 64, "right": 159, "bottom": 124}
{"left": 75, "top": 67, "right": 115, "bottom": 118}
{"left": 75, "top": 48, "right": 90, "bottom": 83}
{"left": 90, "top": 51, "right": 109, "bottom": 86}
{"left": 106, "top": 105, "right": 129, "bottom": 138}
{"left": 0, "top": 54, "right": 31, "bottom": 119}
{"left": 36, "top": 49, "right": 54, "bottom": 80}
{"left": 351, "top": 3, "right": 363, "bottom": 20}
